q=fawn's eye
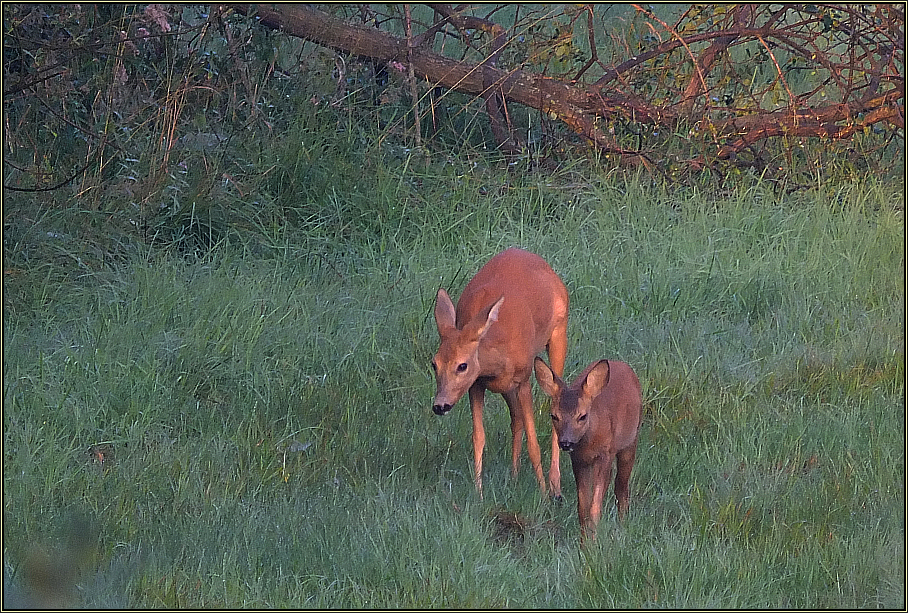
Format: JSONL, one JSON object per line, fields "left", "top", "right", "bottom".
{"left": 431, "top": 361, "right": 438, "bottom": 372}
{"left": 457, "top": 362, "right": 468, "bottom": 373}
{"left": 550, "top": 414, "right": 559, "bottom": 422}
{"left": 578, "top": 413, "right": 587, "bottom": 422}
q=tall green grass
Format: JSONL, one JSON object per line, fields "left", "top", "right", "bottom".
{"left": 3, "top": 151, "right": 903, "bottom": 607}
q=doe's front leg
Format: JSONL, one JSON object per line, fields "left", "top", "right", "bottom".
{"left": 513, "top": 380, "right": 546, "bottom": 494}
{"left": 468, "top": 383, "right": 487, "bottom": 499}
{"left": 548, "top": 429, "right": 562, "bottom": 500}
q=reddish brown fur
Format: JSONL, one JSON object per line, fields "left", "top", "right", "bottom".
{"left": 432, "top": 248, "right": 569, "bottom": 498}
{"left": 534, "top": 357, "right": 642, "bottom": 542}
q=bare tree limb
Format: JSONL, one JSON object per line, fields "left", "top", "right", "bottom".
{"left": 225, "top": 3, "right": 902, "bottom": 170}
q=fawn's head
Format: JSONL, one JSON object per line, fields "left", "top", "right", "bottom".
{"left": 534, "top": 357, "right": 610, "bottom": 451}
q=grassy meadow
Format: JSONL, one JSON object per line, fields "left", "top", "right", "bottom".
{"left": 3, "top": 129, "right": 905, "bottom": 607}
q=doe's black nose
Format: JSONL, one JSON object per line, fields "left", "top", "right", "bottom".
{"left": 433, "top": 404, "right": 452, "bottom": 416}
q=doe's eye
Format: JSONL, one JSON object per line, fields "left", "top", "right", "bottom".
{"left": 550, "top": 414, "right": 559, "bottom": 422}
{"left": 456, "top": 362, "right": 468, "bottom": 373}
{"left": 431, "top": 361, "right": 438, "bottom": 372}
{"left": 578, "top": 413, "right": 588, "bottom": 422}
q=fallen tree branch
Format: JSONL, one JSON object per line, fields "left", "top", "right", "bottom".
{"left": 226, "top": 3, "right": 902, "bottom": 170}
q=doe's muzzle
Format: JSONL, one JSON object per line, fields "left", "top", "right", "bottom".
{"left": 433, "top": 403, "right": 453, "bottom": 416}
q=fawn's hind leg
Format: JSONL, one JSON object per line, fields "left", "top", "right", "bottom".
{"left": 614, "top": 442, "right": 638, "bottom": 520}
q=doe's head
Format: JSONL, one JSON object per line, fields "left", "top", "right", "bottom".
{"left": 431, "top": 289, "right": 503, "bottom": 415}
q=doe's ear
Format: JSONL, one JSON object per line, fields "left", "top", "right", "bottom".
{"left": 466, "top": 295, "right": 504, "bottom": 340}
{"left": 581, "top": 360, "right": 610, "bottom": 399}
{"left": 434, "top": 288, "right": 457, "bottom": 333}
{"left": 534, "top": 357, "right": 560, "bottom": 397}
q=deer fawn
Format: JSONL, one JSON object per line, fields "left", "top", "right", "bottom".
{"left": 431, "top": 248, "right": 569, "bottom": 499}
{"left": 534, "top": 357, "right": 642, "bottom": 542}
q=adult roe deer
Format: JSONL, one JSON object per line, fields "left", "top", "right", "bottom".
{"left": 431, "top": 248, "right": 569, "bottom": 499}
{"left": 534, "top": 357, "right": 642, "bottom": 542}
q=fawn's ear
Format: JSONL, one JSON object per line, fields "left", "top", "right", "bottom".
{"left": 581, "top": 360, "right": 610, "bottom": 399}
{"left": 534, "top": 357, "right": 560, "bottom": 397}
